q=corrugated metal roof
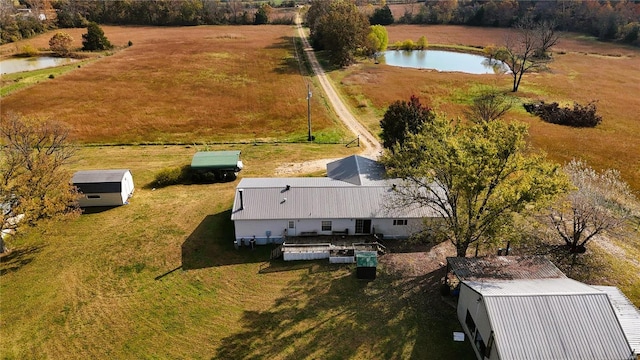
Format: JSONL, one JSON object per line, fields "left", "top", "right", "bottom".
{"left": 484, "top": 293, "right": 633, "bottom": 360}
{"left": 326, "top": 155, "right": 385, "bottom": 185}
{"left": 447, "top": 256, "right": 566, "bottom": 281}
{"left": 72, "top": 169, "right": 130, "bottom": 183}
{"left": 593, "top": 285, "right": 640, "bottom": 353}
{"left": 465, "top": 278, "right": 597, "bottom": 296}
{"left": 231, "top": 183, "right": 437, "bottom": 220}
{"left": 191, "top": 151, "right": 240, "bottom": 169}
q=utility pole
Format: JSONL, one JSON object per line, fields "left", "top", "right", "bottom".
{"left": 307, "top": 83, "right": 312, "bottom": 141}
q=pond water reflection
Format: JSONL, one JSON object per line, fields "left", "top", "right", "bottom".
{"left": 0, "top": 56, "right": 77, "bottom": 74}
{"left": 381, "top": 50, "right": 507, "bottom": 74}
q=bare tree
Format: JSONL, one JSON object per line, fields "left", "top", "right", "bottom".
{"left": 464, "top": 89, "right": 513, "bottom": 123}
{"left": 548, "top": 159, "right": 637, "bottom": 254}
{"left": 0, "top": 113, "right": 80, "bottom": 253}
{"left": 499, "top": 18, "right": 559, "bottom": 92}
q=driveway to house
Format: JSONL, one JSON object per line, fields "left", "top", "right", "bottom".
{"left": 275, "top": 15, "right": 382, "bottom": 175}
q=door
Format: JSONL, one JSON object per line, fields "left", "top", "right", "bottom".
{"left": 355, "top": 219, "right": 372, "bottom": 234}
{"left": 287, "top": 220, "right": 296, "bottom": 236}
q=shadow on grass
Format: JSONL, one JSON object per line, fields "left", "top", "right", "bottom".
{"left": 214, "top": 264, "right": 475, "bottom": 360}
{"left": 181, "top": 210, "right": 272, "bottom": 270}
{"left": 0, "top": 245, "right": 44, "bottom": 276}
{"left": 81, "top": 206, "right": 119, "bottom": 214}
{"left": 268, "top": 36, "right": 303, "bottom": 75}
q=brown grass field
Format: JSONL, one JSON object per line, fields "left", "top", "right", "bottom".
{"left": 332, "top": 24, "right": 640, "bottom": 193}
{"left": 0, "top": 25, "right": 341, "bottom": 144}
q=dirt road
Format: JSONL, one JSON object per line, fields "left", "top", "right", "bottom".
{"left": 275, "top": 15, "right": 382, "bottom": 175}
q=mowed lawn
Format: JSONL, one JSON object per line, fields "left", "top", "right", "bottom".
{"left": 0, "top": 145, "right": 474, "bottom": 359}
{"left": 0, "top": 25, "right": 342, "bottom": 144}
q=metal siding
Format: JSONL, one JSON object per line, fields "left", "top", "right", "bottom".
{"left": 484, "top": 294, "right": 632, "bottom": 360}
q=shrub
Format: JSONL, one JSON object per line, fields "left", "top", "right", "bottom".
{"left": 400, "top": 39, "right": 416, "bottom": 50}
{"left": 49, "top": 32, "right": 74, "bottom": 56}
{"left": 153, "top": 165, "right": 191, "bottom": 187}
{"left": 524, "top": 101, "right": 602, "bottom": 127}
{"left": 416, "top": 35, "right": 428, "bottom": 50}
{"left": 21, "top": 44, "right": 39, "bottom": 56}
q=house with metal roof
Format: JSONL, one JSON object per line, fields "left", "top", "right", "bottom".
{"left": 72, "top": 169, "right": 134, "bottom": 207}
{"left": 450, "top": 256, "right": 637, "bottom": 360}
{"left": 230, "top": 155, "right": 440, "bottom": 246}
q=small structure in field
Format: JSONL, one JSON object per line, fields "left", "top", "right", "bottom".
{"left": 355, "top": 251, "right": 377, "bottom": 280}
{"left": 191, "top": 150, "right": 243, "bottom": 182}
{"left": 72, "top": 169, "right": 134, "bottom": 207}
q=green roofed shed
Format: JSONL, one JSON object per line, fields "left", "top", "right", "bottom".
{"left": 356, "top": 251, "right": 378, "bottom": 267}
{"left": 191, "top": 151, "right": 243, "bottom": 171}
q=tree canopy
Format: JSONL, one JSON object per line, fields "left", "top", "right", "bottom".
{"left": 382, "top": 118, "right": 569, "bottom": 257}
{"left": 379, "top": 95, "right": 435, "bottom": 152}
{"left": 49, "top": 32, "right": 74, "bottom": 56}
{"left": 307, "top": 0, "right": 370, "bottom": 66}
{"left": 0, "top": 114, "right": 80, "bottom": 253}
{"left": 365, "top": 25, "right": 389, "bottom": 56}
{"left": 82, "top": 22, "right": 112, "bottom": 51}
{"left": 369, "top": 5, "right": 394, "bottom": 26}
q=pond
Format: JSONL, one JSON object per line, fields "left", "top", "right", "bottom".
{"left": 381, "top": 50, "right": 508, "bottom": 75}
{"left": 0, "top": 56, "right": 77, "bottom": 75}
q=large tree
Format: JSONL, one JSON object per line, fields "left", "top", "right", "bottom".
{"left": 82, "top": 21, "right": 112, "bottom": 51}
{"left": 380, "top": 95, "right": 435, "bottom": 152}
{"left": 547, "top": 159, "right": 637, "bottom": 254}
{"left": 49, "top": 31, "right": 73, "bottom": 56}
{"left": 382, "top": 118, "right": 569, "bottom": 257}
{"left": 307, "top": 0, "right": 370, "bottom": 66}
{"left": 0, "top": 114, "right": 80, "bottom": 253}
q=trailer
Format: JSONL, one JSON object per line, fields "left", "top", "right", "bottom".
{"left": 190, "top": 151, "right": 243, "bottom": 181}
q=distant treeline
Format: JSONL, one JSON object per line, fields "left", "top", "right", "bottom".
{"left": 1, "top": 1, "right": 639, "bottom": 46}
{"left": 395, "top": 0, "right": 640, "bottom": 45}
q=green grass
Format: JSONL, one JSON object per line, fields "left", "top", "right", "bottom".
{"left": 0, "top": 144, "right": 474, "bottom": 359}
{"left": 0, "top": 59, "right": 94, "bottom": 97}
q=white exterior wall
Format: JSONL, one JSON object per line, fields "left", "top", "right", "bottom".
{"left": 234, "top": 218, "right": 426, "bottom": 244}
{"left": 372, "top": 218, "right": 425, "bottom": 239}
{"left": 78, "top": 192, "right": 126, "bottom": 207}
{"left": 457, "top": 283, "right": 498, "bottom": 360}
{"left": 120, "top": 171, "right": 135, "bottom": 203}
{"left": 283, "top": 251, "right": 329, "bottom": 261}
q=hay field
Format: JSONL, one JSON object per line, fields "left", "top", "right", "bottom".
{"left": 0, "top": 25, "right": 340, "bottom": 144}
{"left": 332, "top": 25, "right": 640, "bottom": 192}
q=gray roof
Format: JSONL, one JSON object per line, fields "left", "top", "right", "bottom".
{"left": 231, "top": 177, "right": 437, "bottom": 220}
{"left": 72, "top": 169, "right": 130, "bottom": 184}
{"left": 326, "top": 155, "right": 385, "bottom": 185}
{"left": 447, "top": 256, "right": 566, "bottom": 281}
{"left": 72, "top": 169, "right": 130, "bottom": 193}
{"left": 593, "top": 285, "right": 640, "bottom": 353}
{"left": 466, "top": 279, "right": 634, "bottom": 360}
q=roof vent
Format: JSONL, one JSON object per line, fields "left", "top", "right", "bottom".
{"left": 285, "top": 185, "right": 290, "bottom": 191}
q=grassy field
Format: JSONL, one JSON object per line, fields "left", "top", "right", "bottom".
{"left": 1, "top": 23, "right": 639, "bottom": 359}
{"left": 0, "top": 145, "right": 474, "bottom": 359}
{"left": 0, "top": 25, "right": 345, "bottom": 144}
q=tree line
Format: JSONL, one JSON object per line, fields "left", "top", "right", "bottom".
{"left": 399, "top": 0, "right": 640, "bottom": 46}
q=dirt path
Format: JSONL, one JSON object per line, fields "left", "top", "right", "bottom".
{"left": 275, "top": 15, "right": 382, "bottom": 175}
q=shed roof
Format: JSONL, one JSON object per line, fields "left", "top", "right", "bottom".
{"left": 464, "top": 279, "right": 634, "bottom": 360}
{"left": 72, "top": 169, "right": 130, "bottom": 184}
{"left": 447, "top": 256, "right": 566, "bottom": 281}
{"left": 191, "top": 151, "right": 241, "bottom": 169}
{"left": 593, "top": 285, "right": 640, "bottom": 353}
{"left": 326, "top": 155, "right": 385, "bottom": 185}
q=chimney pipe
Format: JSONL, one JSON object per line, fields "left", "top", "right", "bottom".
{"left": 238, "top": 189, "right": 244, "bottom": 210}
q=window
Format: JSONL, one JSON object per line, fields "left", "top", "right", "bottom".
{"left": 87, "top": 195, "right": 101, "bottom": 199}
{"left": 321, "top": 221, "right": 332, "bottom": 231}
{"left": 288, "top": 221, "right": 295, "bottom": 229}
{"left": 465, "top": 310, "right": 476, "bottom": 335}
{"left": 393, "top": 219, "right": 408, "bottom": 226}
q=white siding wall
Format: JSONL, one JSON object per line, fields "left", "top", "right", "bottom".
{"left": 372, "top": 218, "right": 425, "bottom": 239}
{"left": 120, "top": 171, "right": 135, "bottom": 203}
{"left": 457, "top": 283, "right": 498, "bottom": 360}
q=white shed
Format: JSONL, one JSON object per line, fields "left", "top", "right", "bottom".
{"left": 72, "top": 169, "right": 134, "bottom": 207}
